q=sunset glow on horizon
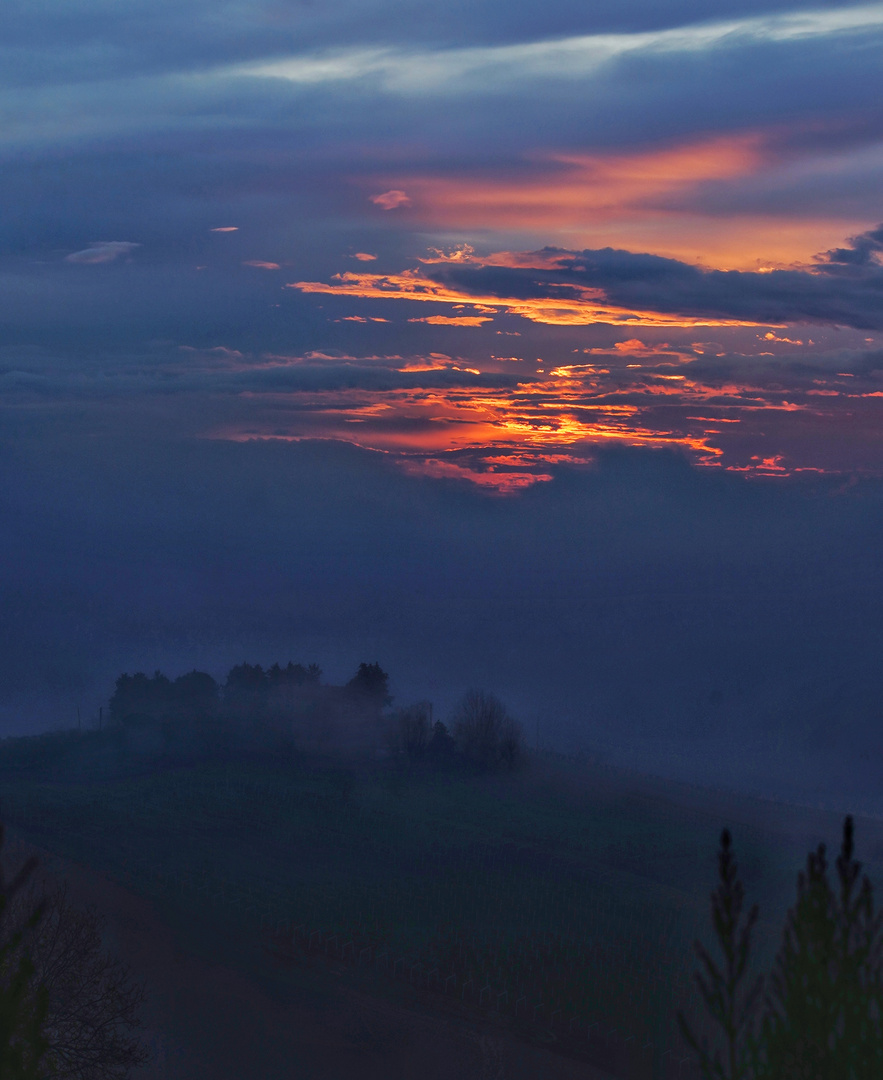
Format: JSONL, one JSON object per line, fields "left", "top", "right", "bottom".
{"left": 358, "top": 132, "right": 875, "bottom": 268}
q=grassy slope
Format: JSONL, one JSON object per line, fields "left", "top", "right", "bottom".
{"left": 1, "top": 739, "right": 879, "bottom": 1078}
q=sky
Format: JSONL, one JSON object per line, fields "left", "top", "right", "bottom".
{"left": 3, "top": 1, "right": 883, "bottom": 808}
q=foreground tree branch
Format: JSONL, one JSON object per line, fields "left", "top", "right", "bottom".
{"left": 21, "top": 881, "right": 149, "bottom": 1080}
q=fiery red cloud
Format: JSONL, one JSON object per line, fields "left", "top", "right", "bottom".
{"left": 201, "top": 331, "right": 883, "bottom": 491}
{"left": 290, "top": 270, "right": 773, "bottom": 328}
{"left": 409, "top": 315, "right": 493, "bottom": 326}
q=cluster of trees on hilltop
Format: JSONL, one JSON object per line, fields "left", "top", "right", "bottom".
{"left": 109, "top": 661, "right": 390, "bottom": 727}
{"left": 108, "top": 663, "right": 525, "bottom": 772}
{"left": 107, "top": 660, "right": 392, "bottom": 759}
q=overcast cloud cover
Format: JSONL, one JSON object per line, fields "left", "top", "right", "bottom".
{"left": 4, "top": 0, "right": 883, "bottom": 810}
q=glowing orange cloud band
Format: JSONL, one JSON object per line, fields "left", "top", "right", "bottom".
{"left": 361, "top": 132, "right": 872, "bottom": 268}
{"left": 201, "top": 331, "right": 883, "bottom": 489}
{"left": 290, "top": 271, "right": 773, "bottom": 328}
{"left": 396, "top": 134, "right": 764, "bottom": 224}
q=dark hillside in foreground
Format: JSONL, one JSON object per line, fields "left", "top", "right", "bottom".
{"left": 1, "top": 730, "right": 881, "bottom": 1079}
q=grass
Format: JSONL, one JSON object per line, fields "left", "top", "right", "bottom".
{"left": 0, "top": 741, "right": 852, "bottom": 1078}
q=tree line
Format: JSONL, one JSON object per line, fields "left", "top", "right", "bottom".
{"left": 109, "top": 661, "right": 526, "bottom": 772}
{"left": 109, "top": 660, "right": 388, "bottom": 726}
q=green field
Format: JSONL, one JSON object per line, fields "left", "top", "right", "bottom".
{"left": 0, "top": 739, "right": 868, "bottom": 1079}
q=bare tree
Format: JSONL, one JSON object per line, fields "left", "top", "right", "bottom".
{"left": 451, "top": 690, "right": 524, "bottom": 772}
{"left": 7, "top": 878, "right": 149, "bottom": 1080}
{"left": 390, "top": 703, "right": 431, "bottom": 759}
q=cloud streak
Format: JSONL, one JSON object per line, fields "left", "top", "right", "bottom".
{"left": 240, "top": 5, "right": 883, "bottom": 93}
{"left": 291, "top": 269, "right": 771, "bottom": 328}
{"left": 64, "top": 241, "right": 140, "bottom": 264}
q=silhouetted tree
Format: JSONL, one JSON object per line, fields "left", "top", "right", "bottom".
{"left": 428, "top": 720, "right": 456, "bottom": 763}
{"left": 170, "top": 670, "right": 218, "bottom": 722}
{"left": 223, "top": 663, "right": 268, "bottom": 720}
{"left": 683, "top": 818, "right": 883, "bottom": 1080}
{"left": 394, "top": 704, "right": 430, "bottom": 759}
{"left": 347, "top": 663, "right": 391, "bottom": 709}
{"left": 0, "top": 823, "right": 48, "bottom": 1078}
{"left": 223, "top": 662, "right": 266, "bottom": 699}
{"left": 678, "top": 829, "right": 763, "bottom": 1080}
{"left": 750, "top": 816, "right": 883, "bottom": 1080}
{"left": 108, "top": 672, "right": 171, "bottom": 726}
{"left": 266, "top": 662, "right": 321, "bottom": 689}
{"left": 451, "top": 690, "right": 524, "bottom": 772}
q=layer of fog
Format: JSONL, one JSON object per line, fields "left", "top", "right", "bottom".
{"left": 2, "top": 420, "right": 881, "bottom": 817}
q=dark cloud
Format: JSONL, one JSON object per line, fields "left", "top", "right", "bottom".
{"left": 428, "top": 236, "right": 883, "bottom": 329}
{"left": 819, "top": 224, "right": 883, "bottom": 270}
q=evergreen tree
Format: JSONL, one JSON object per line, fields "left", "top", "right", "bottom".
{"left": 835, "top": 817, "right": 883, "bottom": 1079}
{"left": 346, "top": 663, "right": 391, "bottom": 708}
{"left": 679, "top": 828, "right": 763, "bottom": 1080}
{"left": 750, "top": 816, "right": 883, "bottom": 1080}
{"left": 684, "top": 817, "right": 883, "bottom": 1080}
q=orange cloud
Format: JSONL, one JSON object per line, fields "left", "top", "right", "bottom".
{"left": 408, "top": 315, "right": 493, "bottom": 326}
{"left": 762, "top": 332, "right": 804, "bottom": 344}
{"left": 211, "top": 226, "right": 238, "bottom": 232}
{"left": 243, "top": 260, "right": 281, "bottom": 270}
{"left": 351, "top": 252, "right": 378, "bottom": 261}
{"left": 290, "top": 270, "right": 771, "bottom": 328}
{"left": 398, "top": 458, "right": 554, "bottom": 492}
{"left": 199, "top": 325, "right": 883, "bottom": 486}
{"left": 400, "top": 134, "right": 761, "bottom": 222}
{"left": 366, "top": 134, "right": 869, "bottom": 268}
